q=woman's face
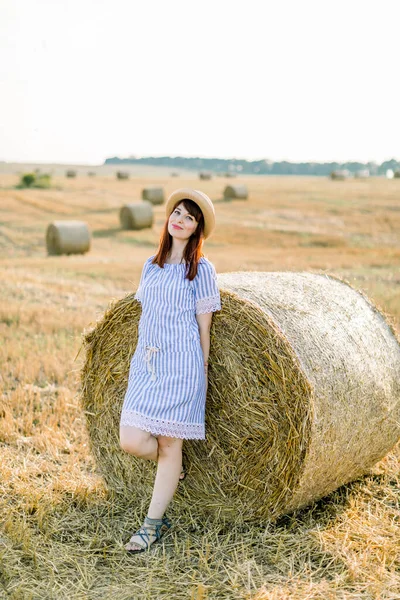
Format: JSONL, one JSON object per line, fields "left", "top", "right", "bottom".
{"left": 168, "top": 202, "right": 198, "bottom": 240}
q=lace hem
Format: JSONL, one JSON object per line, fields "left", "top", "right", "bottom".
{"left": 196, "top": 295, "right": 221, "bottom": 315}
{"left": 120, "top": 410, "right": 205, "bottom": 440}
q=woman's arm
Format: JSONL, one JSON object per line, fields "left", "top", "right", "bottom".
{"left": 196, "top": 312, "right": 213, "bottom": 387}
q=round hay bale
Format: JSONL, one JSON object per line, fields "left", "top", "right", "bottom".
{"left": 116, "top": 171, "right": 129, "bottom": 180}
{"left": 394, "top": 170, "right": 400, "bottom": 179}
{"left": 330, "top": 170, "right": 350, "bottom": 180}
{"left": 65, "top": 170, "right": 77, "bottom": 178}
{"left": 354, "top": 169, "right": 370, "bottom": 178}
{"left": 199, "top": 171, "right": 212, "bottom": 180}
{"left": 141, "top": 187, "right": 164, "bottom": 204}
{"left": 119, "top": 202, "right": 153, "bottom": 230}
{"left": 46, "top": 221, "right": 91, "bottom": 255}
{"left": 80, "top": 272, "right": 400, "bottom": 523}
{"left": 223, "top": 184, "right": 248, "bottom": 200}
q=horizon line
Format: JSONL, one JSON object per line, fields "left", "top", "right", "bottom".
{"left": 2, "top": 155, "right": 400, "bottom": 167}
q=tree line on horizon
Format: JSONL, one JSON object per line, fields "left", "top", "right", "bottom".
{"left": 104, "top": 155, "right": 399, "bottom": 176}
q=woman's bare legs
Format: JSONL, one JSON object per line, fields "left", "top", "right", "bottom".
{"left": 122, "top": 434, "right": 183, "bottom": 551}
{"left": 120, "top": 428, "right": 183, "bottom": 551}
{"left": 120, "top": 425, "right": 158, "bottom": 460}
{"left": 147, "top": 435, "right": 183, "bottom": 519}
{"left": 120, "top": 425, "right": 185, "bottom": 473}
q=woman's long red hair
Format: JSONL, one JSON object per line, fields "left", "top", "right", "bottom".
{"left": 151, "top": 199, "right": 205, "bottom": 281}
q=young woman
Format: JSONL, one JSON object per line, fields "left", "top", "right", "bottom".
{"left": 119, "top": 188, "right": 221, "bottom": 553}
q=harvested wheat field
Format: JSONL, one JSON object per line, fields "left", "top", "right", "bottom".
{"left": 1, "top": 165, "right": 400, "bottom": 599}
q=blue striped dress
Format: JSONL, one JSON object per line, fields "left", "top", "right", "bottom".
{"left": 120, "top": 255, "right": 221, "bottom": 439}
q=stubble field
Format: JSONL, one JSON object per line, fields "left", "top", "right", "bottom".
{"left": 0, "top": 168, "right": 399, "bottom": 599}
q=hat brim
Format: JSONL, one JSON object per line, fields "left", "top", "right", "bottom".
{"left": 165, "top": 188, "right": 215, "bottom": 239}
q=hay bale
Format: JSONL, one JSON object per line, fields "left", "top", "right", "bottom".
{"left": 223, "top": 184, "right": 248, "bottom": 200}
{"left": 65, "top": 170, "right": 77, "bottom": 178}
{"left": 354, "top": 169, "right": 370, "bottom": 179}
{"left": 394, "top": 170, "right": 400, "bottom": 179}
{"left": 80, "top": 272, "right": 400, "bottom": 523}
{"left": 330, "top": 170, "right": 350, "bottom": 180}
{"left": 141, "top": 187, "right": 164, "bottom": 205}
{"left": 199, "top": 171, "right": 212, "bottom": 180}
{"left": 46, "top": 221, "right": 91, "bottom": 255}
{"left": 119, "top": 202, "right": 153, "bottom": 230}
{"left": 116, "top": 171, "right": 129, "bottom": 180}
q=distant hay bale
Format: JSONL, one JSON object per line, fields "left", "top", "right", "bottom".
{"left": 170, "top": 172, "right": 179, "bottom": 177}
{"left": 199, "top": 171, "right": 212, "bottom": 180}
{"left": 119, "top": 202, "right": 153, "bottom": 230}
{"left": 46, "top": 221, "right": 91, "bottom": 255}
{"left": 223, "top": 184, "right": 248, "bottom": 200}
{"left": 87, "top": 171, "right": 96, "bottom": 177}
{"left": 394, "top": 170, "right": 400, "bottom": 179}
{"left": 80, "top": 272, "right": 400, "bottom": 523}
{"left": 354, "top": 169, "right": 370, "bottom": 179}
{"left": 66, "top": 170, "right": 77, "bottom": 178}
{"left": 330, "top": 170, "right": 350, "bottom": 180}
{"left": 141, "top": 187, "right": 164, "bottom": 205}
{"left": 116, "top": 171, "right": 129, "bottom": 180}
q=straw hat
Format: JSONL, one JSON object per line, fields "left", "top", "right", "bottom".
{"left": 165, "top": 188, "right": 216, "bottom": 239}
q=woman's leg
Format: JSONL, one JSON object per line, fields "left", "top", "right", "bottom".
{"left": 125, "top": 435, "right": 183, "bottom": 551}
{"left": 147, "top": 435, "right": 183, "bottom": 519}
{"left": 119, "top": 425, "right": 158, "bottom": 461}
{"left": 120, "top": 426, "right": 186, "bottom": 473}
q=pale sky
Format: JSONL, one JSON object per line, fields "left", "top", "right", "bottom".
{"left": 1, "top": 0, "right": 399, "bottom": 165}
